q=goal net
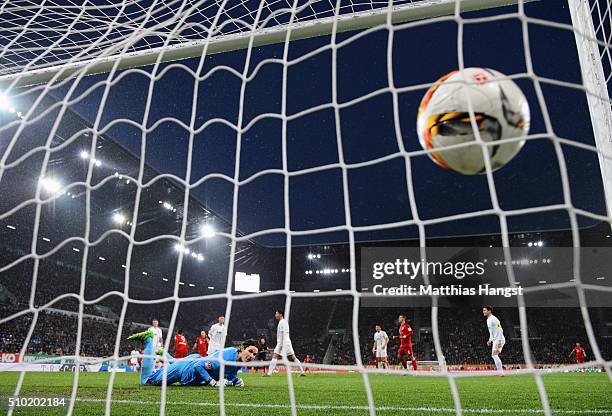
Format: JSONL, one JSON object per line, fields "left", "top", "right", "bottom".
{"left": 0, "top": 0, "right": 611, "bottom": 415}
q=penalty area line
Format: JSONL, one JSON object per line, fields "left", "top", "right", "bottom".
{"left": 74, "top": 398, "right": 612, "bottom": 414}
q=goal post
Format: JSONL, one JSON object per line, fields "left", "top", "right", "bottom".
{"left": 568, "top": 0, "right": 612, "bottom": 223}
{"left": 0, "top": 0, "right": 530, "bottom": 89}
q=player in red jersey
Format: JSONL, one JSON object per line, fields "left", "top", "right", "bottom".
{"left": 173, "top": 330, "right": 189, "bottom": 359}
{"left": 191, "top": 330, "right": 208, "bottom": 356}
{"left": 303, "top": 355, "right": 313, "bottom": 373}
{"left": 569, "top": 342, "right": 586, "bottom": 364}
{"left": 393, "top": 313, "right": 417, "bottom": 371}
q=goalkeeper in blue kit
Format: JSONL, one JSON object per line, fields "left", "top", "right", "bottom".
{"left": 127, "top": 330, "right": 258, "bottom": 387}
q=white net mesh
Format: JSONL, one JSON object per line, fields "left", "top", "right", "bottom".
{"left": 0, "top": 0, "right": 611, "bottom": 415}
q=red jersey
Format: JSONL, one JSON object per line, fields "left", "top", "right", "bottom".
{"left": 174, "top": 334, "right": 189, "bottom": 358}
{"left": 194, "top": 336, "right": 208, "bottom": 356}
{"left": 303, "top": 357, "right": 313, "bottom": 364}
{"left": 573, "top": 346, "right": 585, "bottom": 360}
{"left": 399, "top": 323, "right": 413, "bottom": 346}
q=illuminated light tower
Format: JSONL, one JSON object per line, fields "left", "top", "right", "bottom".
{"left": 201, "top": 224, "right": 215, "bottom": 238}
{"left": 0, "top": 93, "right": 10, "bottom": 111}
{"left": 40, "top": 178, "right": 61, "bottom": 194}
{"left": 113, "top": 213, "right": 126, "bottom": 224}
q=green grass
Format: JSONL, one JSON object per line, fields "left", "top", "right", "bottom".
{"left": 0, "top": 371, "right": 610, "bottom": 415}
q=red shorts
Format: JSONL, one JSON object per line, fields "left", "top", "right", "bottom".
{"left": 576, "top": 356, "right": 585, "bottom": 364}
{"left": 175, "top": 350, "right": 188, "bottom": 359}
{"left": 397, "top": 344, "right": 413, "bottom": 357}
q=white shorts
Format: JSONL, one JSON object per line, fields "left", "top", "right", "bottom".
{"left": 208, "top": 344, "right": 222, "bottom": 355}
{"left": 492, "top": 339, "right": 505, "bottom": 355}
{"left": 274, "top": 341, "right": 295, "bottom": 357}
{"left": 130, "top": 359, "right": 138, "bottom": 365}
{"left": 375, "top": 348, "right": 388, "bottom": 358}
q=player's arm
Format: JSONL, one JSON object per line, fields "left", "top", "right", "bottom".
{"left": 487, "top": 323, "right": 495, "bottom": 345}
{"left": 193, "top": 360, "right": 215, "bottom": 385}
{"left": 224, "top": 368, "right": 243, "bottom": 387}
{"left": 280, "top": 325, "right": 289, "bottom": 348}
{"left": 404, "top": 326, "right": 413, "bottom": 339}
{"left": 192, "top": 341, "right": 198, "bottom": 353}
{"left": 372, "top": 341, "right": 376, "bottom": 352}
{"left": 569, "top": 348, "right": 574, "bottom": 357}
{"left": 383, "top": 334, "right": 389, "bottom": 349}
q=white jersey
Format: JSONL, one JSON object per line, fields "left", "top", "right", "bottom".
{"left": 276, "top": 318, "right": 290, "bottom": 345}
{"left": 487, "top": 315, "right": 505, "bottom": 342}
{"left": 373, "top": 331, "right": 389, "bottom": 358}
{"left": 208, "top": 323, "right": 226, "bottom": 353}
{"left": 130, "top": 349, "right": 139, "bottom": 365}
{"left": 373, "top": 331, "right": 389, "bottom": 351}
{"left": 273, "top": 318, "right": 295, "bottom": 356}
{"left": 148, "top": 326, "right": 163, "bottom": 349}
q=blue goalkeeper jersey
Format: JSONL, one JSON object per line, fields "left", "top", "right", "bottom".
{"left": 193, "top": 347, "right": 241, "bottom": 385}
{"left": 145, "top": 348, "right": 241, "bottom": 386}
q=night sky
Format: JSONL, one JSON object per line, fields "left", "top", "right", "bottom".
{"left": 45, "top": 0, "right": 607, "bottom": 246}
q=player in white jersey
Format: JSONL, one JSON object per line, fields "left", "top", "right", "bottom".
{"left": 129, "top": 348, "right": 140, "bottom": 372}
{"left": 483, "top": 306, "right": 505, "bottom": 373}
{"left": 372, "top": 324, "right": 389, "bottom": 369}
{"left": 266, "top": 310, "right": 305, "bottom": 376}
{"left": 147, "top": 319, "right": 163, "bottom": 350}
{"left": 147, "top": 319, "right": 164, "bottom": 369}
{"left": 208, "top": 314, "right": 226, "bottom": 355}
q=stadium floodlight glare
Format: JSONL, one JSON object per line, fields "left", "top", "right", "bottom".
{"left": 80, "top": 150, "right": 89, "bottom": 159}
{"left": 307, "top": 254, "right": 313, "bottom": 259}
{"left": 40, "top": 177, "right": 61, "bottom": 194}
{"left": 197, "top": 254, "right": 204, "bottom": 261}
{"left": 0, "top": 93, "right": 10, "bottom": 111}
{"left": 112, "top": 213, "right": 126, "bottom": 224}
{"left": 528, "top": 242, "right": 533, "bottom": 247}
{"left": 201, "top": 224, "right": 215, "bottom": 238}
{"left": 537, "top": 241, "right": 544, "bottom": 247}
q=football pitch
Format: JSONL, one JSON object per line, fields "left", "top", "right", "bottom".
{"left": 0, "top": 372, "right": 610, "bottom": 415}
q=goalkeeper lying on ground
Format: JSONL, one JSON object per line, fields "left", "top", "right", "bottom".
{"left": 127, "top": 330, "right": 258, "bottom": 387}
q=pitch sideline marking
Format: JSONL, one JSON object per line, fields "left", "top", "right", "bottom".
{"left": 74, "top": 398, "right": 612, "bottom": 414}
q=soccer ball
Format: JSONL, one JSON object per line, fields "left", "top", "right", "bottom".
{"left": 416, "top": 68, "right": 530, "bottom": 175}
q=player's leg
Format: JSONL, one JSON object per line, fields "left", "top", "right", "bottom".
{"left": 266, "top": 352, "right": 281, "bottom": 376}
{"left": 287, "top": 354, "right": 305, "bottom": 376}
{"left": 382, "top": 356, "right": 388, "bottom": 370}
{"left": 397, "top": 348, "right": 408, "bottom": 369}
{"left": 408, "top": 344, "right": 417, "bottom": 370}
{"left": 127, "top": 330, "right": 156, "bottom": 385}
{"left": 491, "top": 340, "right": 504, "bottom": 373}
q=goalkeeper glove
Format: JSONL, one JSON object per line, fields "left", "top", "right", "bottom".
{"left": 208, "top": 379, "right": 226, "bottom": 387}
